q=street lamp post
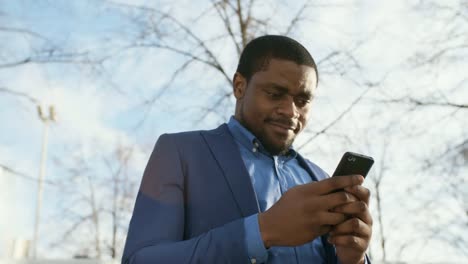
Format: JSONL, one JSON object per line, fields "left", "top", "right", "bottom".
{"left": 31, "top": 104, "right": 56, "bottom": 259}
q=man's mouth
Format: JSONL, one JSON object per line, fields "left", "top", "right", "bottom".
{"left": 266, "top": 120, "right": 297, "bottom": 134}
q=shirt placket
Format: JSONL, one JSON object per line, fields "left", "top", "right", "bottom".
{"left": 273, "top": 156, "right": 289, "bottom": 194}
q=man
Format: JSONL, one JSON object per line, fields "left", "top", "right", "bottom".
{"left": 122, "top": 35, "right": 372, "bottom": 264}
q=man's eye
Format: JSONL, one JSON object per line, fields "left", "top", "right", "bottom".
{"left": 295, "top": 98, "right": 310, "bottom": 107}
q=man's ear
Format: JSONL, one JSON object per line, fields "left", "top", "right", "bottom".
{"left": 233, "top": 72, "right": 247, "bottom": 100}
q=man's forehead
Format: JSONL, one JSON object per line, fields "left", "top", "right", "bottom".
{"left": 263, "top": 62, "right": 316, "bottom": 84}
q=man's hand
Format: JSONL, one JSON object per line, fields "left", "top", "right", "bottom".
{"left": 258, "top": 175, "right": 364, "bottom": 248}
{"left": 328, "top": 185, "right": 372, "bottom": 264}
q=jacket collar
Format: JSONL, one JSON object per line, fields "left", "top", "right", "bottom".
{"left": 201, "top": 123, "right": 323, "bottom": 216}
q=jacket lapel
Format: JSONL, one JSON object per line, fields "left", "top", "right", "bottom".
{"left": 202, "top": 124, "right": 260, "bottom": 217}
{"left": 296, "top": 153, "right": 328, "bottom": 181}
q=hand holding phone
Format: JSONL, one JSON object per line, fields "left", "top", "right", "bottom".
{"left": 328, "top": 152, "right": 374, "bottom": 262}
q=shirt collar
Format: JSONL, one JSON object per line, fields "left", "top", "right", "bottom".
{"left": 227, "top": 116, "right": 297, "bottom": 159}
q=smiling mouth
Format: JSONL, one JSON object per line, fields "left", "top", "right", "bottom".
{"left": 267, "top": 121, "right": 296, "bottom": 133}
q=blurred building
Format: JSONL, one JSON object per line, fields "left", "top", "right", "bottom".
{"left": 0, "top": 167, "right": 15, "bottom": 258}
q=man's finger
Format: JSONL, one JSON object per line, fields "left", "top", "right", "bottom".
{"left": 332, "top": 202, "right": 373, "bottom": 225}
{"left": 330, "top": 218, "right": 372, "bottom": 238}
{"left": 302, "top": 175, "right": 364, "bottom": 195}
{"left": 314, "top": 211, "right": 348, "bottom": 226}
{"left": 328, "top": 234, "right": 368, "bottom": 252}
{"left": 344, "top": 185, "right": 371, "bottom": 205}
{"left": 312, "top": 191, "right": 359, "bottom": 210}
{"left": 332, "top": 201, "right": 367, "bottom": 214}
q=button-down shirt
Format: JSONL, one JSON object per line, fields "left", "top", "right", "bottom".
{"left": 227, "top": 117, "right": 327, "bottom": 264}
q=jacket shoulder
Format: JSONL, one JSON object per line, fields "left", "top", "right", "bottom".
{"left": 155, "top": 123, "right": 228, "bottom": 148}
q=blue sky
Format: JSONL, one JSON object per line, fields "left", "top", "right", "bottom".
{"left": 1, "top": 0, "right": 467, "bottom": 261}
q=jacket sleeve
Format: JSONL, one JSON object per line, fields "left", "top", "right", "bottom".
{"left": 121, "top": 134, "right": 249, "bottom": 263}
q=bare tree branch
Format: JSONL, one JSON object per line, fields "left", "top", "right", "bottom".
{"left": 213, "top": 0, "right": 242, "bottom": 55}
{"left": 0, "top": 26, "right": 51, "bottom": 43}
{"left": 296, "top": 82, "right": 376, "bottom": 150}
{"left": 49, "top": 142, "right": 138, "bottom": 259}
{"left": 132, "top": 42, "right": 232, "bottom": 85}
{"left": 375, "top": 98, "right": 468, "bottom": 109}
{"left": 413, "top": 44, "right": 468, "bottom": 66}
{"left": 129, "top": 57, "right": 198, "bottom": 131}
{"left": 108, "top": 1, "right": 233, "bottom": 85}
{"left": 0, "top": 51, "right": 107, "bottom": 69}
{"left": 0, "top": 163, "right": 56, "bottom": 186}
{"left": 48, "top": 214, "right": 93, "bottom": 249}
{"left": 0, "top": 87, "right": 39, "bottom": 104}
{"left": 236, "top": 0, "right": 248, "bottom": 48}
{"left": 193, "top": 90, "right": 232, "bottom": 124}
{"left": 283, "top": 1, "right": 310, "bottom": 35}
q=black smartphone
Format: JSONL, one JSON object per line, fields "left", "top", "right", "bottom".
{"left": 332, "top": 152, "right": 374, "bottom": 178}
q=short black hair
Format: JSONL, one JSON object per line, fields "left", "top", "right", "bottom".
{"left": 235, "top": 35, "right": 318, "bottom": 84}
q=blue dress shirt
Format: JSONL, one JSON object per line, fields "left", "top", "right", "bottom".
{"left": 227, "top": 117, "right": 327, "bottom": 264}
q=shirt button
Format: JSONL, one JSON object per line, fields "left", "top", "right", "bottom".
{"left": 251, "top": 258, "right": 257, "bottom": 264}
{"left": 252, "top": 147, "right": 257, "bottom": 153}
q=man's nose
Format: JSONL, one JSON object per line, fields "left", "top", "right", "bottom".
{"left": 277, "top": 96, "right": 299, "bottom": 118}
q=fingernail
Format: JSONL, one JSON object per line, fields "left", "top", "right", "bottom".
{"left": 353, "top": 175, "right": 363, "bottom": 184}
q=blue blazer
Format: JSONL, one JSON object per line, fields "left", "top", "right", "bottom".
{"left": 122, "top": 124, "right": 342, "bottom": 263}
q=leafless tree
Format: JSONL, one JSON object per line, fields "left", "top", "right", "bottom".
{"left": 104, "top": 0, "right": 375, "bottom": 128}
{"left": 45, "top": 143, "right": 138, "bottom": 259}
{"left": 374, "top": 0, "right": 468, "bottom": 259}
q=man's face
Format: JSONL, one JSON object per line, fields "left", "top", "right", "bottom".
{"left": 233, "top": 58, "right": 318, "bottom": 155}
